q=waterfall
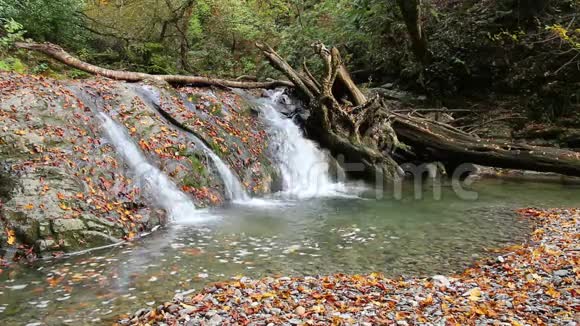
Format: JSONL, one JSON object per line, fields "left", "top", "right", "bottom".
{"left": 254, "top": 90, "right": 347, "bottom": 199}
{"left": 135, "top": 85, "right": 249, "bottom": 203}
{"left": 187, "top": 136, "right": 249, "bottom": 202}
{"left": 98, "top": 112, "right": 199, "bottom": 221}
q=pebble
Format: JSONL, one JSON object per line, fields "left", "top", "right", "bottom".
{"left": 295, "top": 306, "right": 305, "bottom": 315}
{"left": 432, "top": 275, "right": 450, "bottom": 288}
{"left": 553, "top": 269, "right": 568, "bottom": 277}
{"left": 207, "top": 314, "right": 222, "bottom": 326}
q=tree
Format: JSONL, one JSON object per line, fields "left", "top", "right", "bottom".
{"left": 396, "top": 0, "right": 430, "bottom": 64}
{"left": 0, "top": 0, "right": 87, "bottom": 48}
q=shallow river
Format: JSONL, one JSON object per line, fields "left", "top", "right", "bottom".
{"left": 1, "top": 179, "right": 579, "bottom": 325}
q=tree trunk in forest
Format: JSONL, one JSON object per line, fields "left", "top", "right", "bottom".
{"left": 15, "top": 42, "right": 293, "bottom": 89}
{"left": 396, "top": 0, "right": 430, "bottom": 64}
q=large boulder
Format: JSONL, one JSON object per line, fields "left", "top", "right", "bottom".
{"left": 0, "top": 73, "right": 277, "bottom": 259}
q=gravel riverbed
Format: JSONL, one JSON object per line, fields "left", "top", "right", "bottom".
{"left": 120, "top": 208, "right": 579, "bottom": 325}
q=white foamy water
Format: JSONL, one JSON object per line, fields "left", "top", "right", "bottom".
{"left": 99, "top": 112, "right": 202, "bottom": 222}
{"left": 256, "top": 90, "right": 349, "bottom": 199}
{"left": 188, "top": 136, "right": 250, "bottom": 202}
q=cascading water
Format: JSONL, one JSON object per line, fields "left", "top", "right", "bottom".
{"left": 98, "top": 112, "right": 199, "bottom": 221}
{"left": 254, "top": 90, "right": 347, "bottom": 199}
{"left": 136, "top": 85, "right": 249, "bottom": 203}
{"left": 187, "top": 136, "right": 249, "bottom": 202}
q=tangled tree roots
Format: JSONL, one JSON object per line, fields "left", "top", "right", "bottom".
{"left": 256, "top": 41, "right": 580, "bottom": 181}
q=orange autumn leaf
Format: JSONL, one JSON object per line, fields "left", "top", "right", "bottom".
{"left": 546, "top": 286, "right": 561, "bottom": 298}
{"left": 23, "top": 203, "right": 34, "bottom": 210}
{"left": 126, "top": 232, "right": 136, "bottom": 240}
{"left": 420, "top": 294, "right": 434, "bottom": 306}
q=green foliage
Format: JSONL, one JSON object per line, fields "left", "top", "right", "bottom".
{"left": 488, "top": 29, "right": 526, "bottom": 44}
{"left": 0, "top": 57, "right": 26, "bottom": 73}
{"left": 185, "top": 0, "right": 291, "bottom": 76}
{"left": 0, "top": 0, "right": 87, "bottom": 48}
{"left": 545, "top": 24, "right": 580, "bottom": 51}
{"left": 126, "top": 43, "right": 177, "bottom": 74}
{"left": 31, "top": 62, "right": 49, "bottom": 74}
{"left": 0, "top": 19, "right": 25, "bottom": 49}
{"left": 277, "top": 0, "right": 409, "bottom": 80}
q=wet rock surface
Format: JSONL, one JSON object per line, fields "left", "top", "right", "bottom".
{"left": 123, "top": 208, "right": 579, "bottom": 325}
{"left": 0, "top": 73, "right": 277, "bottom": 258}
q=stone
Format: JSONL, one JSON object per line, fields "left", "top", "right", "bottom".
{"left": 35, "top": 239, "right": 55, "bottom": 252}
{"left": 271, "top": 308, "right": 282, "bottom": 315}
{"left": 51, "top": 218, "right": 86, "bottom": 233}
{"left": 207, "top": 314, "right": 223, "bottom": 326}
{"left": 554, "top": 269, "right": 569, "bottom": 277}
{"left": 166, "top": 304, "right": 180, "bottom": 314}
{"left": 432, "top": 275, "right": 451, "bottom": 288}
{"left": 295, "top": 306, "right": 306, "bottom": 315}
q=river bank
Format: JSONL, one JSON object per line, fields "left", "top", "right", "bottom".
{"left": 121, "top": 208, "right": 578, "bottom": 325}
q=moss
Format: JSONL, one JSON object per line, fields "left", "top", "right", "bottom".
{"left": 0, "top": 173, "right": 16, "bottom": 202}
{"left": 5, "top": 211, "right": 40, "bottom": 245}
{"left": 186, "top": 94, "right": 203, "bottom": 104}
{"left": 239, "top": 99, "right": 257, "bottom": 116}
{"left": 0, "top": 57, "right": 27, "bottom": 73}
{"left": 210, "top": 141, "right": 224, "bottom": 154}
{"left": 187, "top": 153, "right": 206, "bottom": 173}
{"left": 181, "top": 153, "right": 210, "bottom": 188}
{"left": 208, "top": 103, "right": 224, "bottom": 117}
{"left": 182, "top": 173, "right": 206, "bottom": 188}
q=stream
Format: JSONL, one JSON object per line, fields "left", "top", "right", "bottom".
{"left": 1, "top": 90, "right": 579, "bottom": 325}
{"left": 0, "top": 180, "right": 579, "bottom": 325}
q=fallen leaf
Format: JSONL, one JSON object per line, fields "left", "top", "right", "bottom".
{"left": 6, "top": 229, "right": 16, "bottom": 245}
{"left": 467, "top": 287, "right": 482, "bottom": 302}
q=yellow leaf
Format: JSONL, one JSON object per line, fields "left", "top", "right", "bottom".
{"left": 5, "top": 229, "right": 15, "bottom": 245}
{"left": 14, "top": 129, "right": 27, "bottom": 135}
{"left": 468, "top": 287, "right": 482, "bottom": 301}
{"left": 59, "top": 202, "right": 71, "bottom": 210}
{"left": 23, "top": 203, "right": 34, "bottom": 210}
{"left": 261, "top": 292, "right": 276, "bottom": 299}
{"left": 312, "top": 305, "right": 325, "bottom": 313}
{"left": 546, "top": 286, "right": 561, "bottom": 298}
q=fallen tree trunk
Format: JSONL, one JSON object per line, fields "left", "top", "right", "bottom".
{"left": 15, "top": 42, "right": 293, "bottom": 89}
{"left": 392, "top": 114, "right": 580, "bottom": 176}
{"left": 257, "top": 42, "right": 580, "bottom": 179}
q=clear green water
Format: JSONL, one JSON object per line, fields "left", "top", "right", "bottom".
{"left": 0, "top": 179, "right": 579, "bottom": 325}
